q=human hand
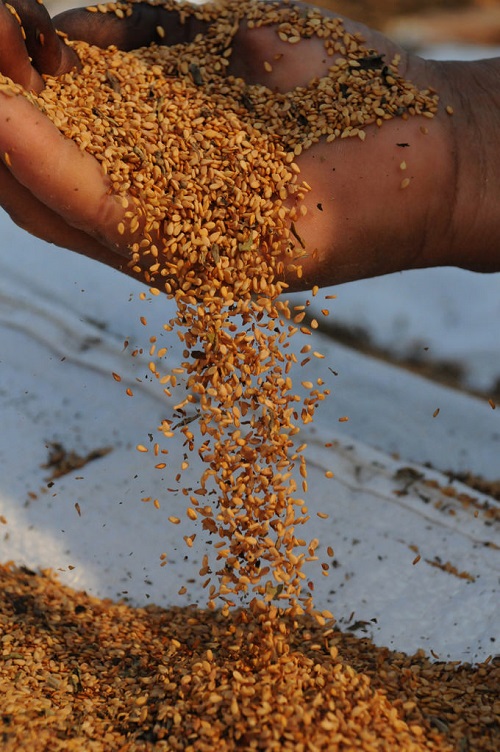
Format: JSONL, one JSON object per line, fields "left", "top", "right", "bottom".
{"left": 0, "top": 1, "right": 498, "bottom": 290}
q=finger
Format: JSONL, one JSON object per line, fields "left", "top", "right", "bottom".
{"left": 54, "top": 3, "right": 208, "bottom": 51}
{"left": 7, "top": 0, "right": 79, "bottom": 76}
{"left": 229, "top": 12, "right": 406, "bottom": 92}
{"left": 0, "top": 2, "right": 43, "bottom": 91}
{"left": 0, "top": 158, "right": 135, "bottom": 277}
{"left": 0, "top": 90, "right": 129, "bottom": 252}
{"left": 229, "top": 24, "right": 329, "bottom": 92}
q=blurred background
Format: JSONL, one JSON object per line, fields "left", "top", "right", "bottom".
{"left": 315, "top": 0, "right": 500, "bottom": 47}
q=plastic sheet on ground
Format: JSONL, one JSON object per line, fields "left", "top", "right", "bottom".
{"left": 1, "top": 211, "right": 498, "bottom": 664}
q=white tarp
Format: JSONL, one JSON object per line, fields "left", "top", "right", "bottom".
{"left": 1, "top": 210, "right": 498, "bottom": 664}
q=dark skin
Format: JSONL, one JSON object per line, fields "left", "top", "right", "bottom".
{"left": 0, "top": 0, "right": 499, "bottom": 291}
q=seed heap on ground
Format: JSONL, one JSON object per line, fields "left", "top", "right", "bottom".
{"left": 2, "top": 565, "right": 499, "bottom": 752}
{"left": 1, "top": 0, "right": 438, "bottom": 614}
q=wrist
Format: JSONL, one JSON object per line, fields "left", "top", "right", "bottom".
{"left": 421, "top": 57, "right": 500, "bottom": 274}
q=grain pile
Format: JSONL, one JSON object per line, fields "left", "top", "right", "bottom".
{"left": 1, "top": 564, "right": 498, "bottom": 752}
{"left": 1, "top": 1, "right": 498, "bottom": 749}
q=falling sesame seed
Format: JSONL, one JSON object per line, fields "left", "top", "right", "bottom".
{"left": 1, "top": 3, "right": 456, "bottom": 710}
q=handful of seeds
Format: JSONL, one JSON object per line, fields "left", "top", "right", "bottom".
{"left": 1, "top": 0, "right": 438, "bottom": 615}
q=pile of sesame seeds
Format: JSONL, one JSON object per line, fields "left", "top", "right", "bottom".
{"left": 1, "top": 565, "right": 498, "bottom": 752}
